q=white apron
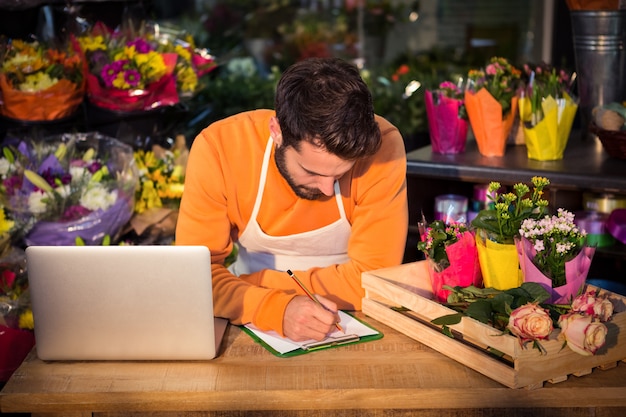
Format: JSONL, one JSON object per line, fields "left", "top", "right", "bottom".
{"left": 229, "top": 138, "right": 351, "bottom": 276}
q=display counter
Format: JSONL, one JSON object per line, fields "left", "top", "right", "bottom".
{"left": 406, "top": 135, "right": 626, "bottom": 192}
{"left": 1, "top": 314, "right": 626, "bottom": 417}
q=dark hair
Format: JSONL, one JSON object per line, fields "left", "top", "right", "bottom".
{"left": 274, "top": 57, "right": 381, "bottom": 160}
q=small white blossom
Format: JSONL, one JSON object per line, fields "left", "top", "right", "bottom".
{"left": 0, "top": 158, "right": 13, "bottom": 178}
{"left": 80, "top": 185, "right": 117, "bottom": 211}
{"left": 28, "top": 190, "right": 49, "bottom": 214}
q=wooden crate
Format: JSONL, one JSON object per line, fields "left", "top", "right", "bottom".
{"left": 361, "top": 261, "right": 626, "bottom": 389}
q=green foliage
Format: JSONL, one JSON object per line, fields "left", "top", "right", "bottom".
{"left": 432, "top": 282, "right": 552, "bottom": 332}
{"left": 470, "top": 177, "right": 550, "bottom": 244}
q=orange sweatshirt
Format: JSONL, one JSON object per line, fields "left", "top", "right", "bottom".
{"left": 176, "top": 109, "right": 408, "bottom": 335}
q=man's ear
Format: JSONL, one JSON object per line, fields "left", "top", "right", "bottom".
{"left": 269, "top": 116, "right": 282, "bottom": 146}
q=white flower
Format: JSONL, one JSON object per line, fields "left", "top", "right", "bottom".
{"left": 27, "top": 190, "right": 49, "bottom": 214}
{"left": 0, "top": 158, "right": 13, "bottom": 178}
{"left": 54, "top": 184, "right": 71, "bottom": 199}
{"left": 69, "top": 166, "right": 91, "bottom": 184}
{"left": 80, "top": 185, "right": 117, "bottom": 211}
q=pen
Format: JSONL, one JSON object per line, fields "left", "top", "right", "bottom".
{"left": 286, "top": 269, "right": 343, "bottom": 333}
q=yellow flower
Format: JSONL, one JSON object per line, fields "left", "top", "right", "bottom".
{"left": 112, "top": 71, "right": 131, "bottom": 89}
{"left": 159, "top": 183, "right": 184, "bottom": 199}
{"left": 135, "top": 181, "right": 162, "bottom": 213}
{"left": 174, "top": 45, "right": 191, "bottom": 62}
{"left": 0, "top": 207, "right": 14, "bottom": 234}
{"left": 134, "top": 51, "right": 167, "bottom": 82}
{"left": 177, "top": 65, "right": 198, "bottom": 93}
{"left": 19, "top": 309, "right": 34, "bottom": 330}
{"left": 79, "top": 35, "right": 107, "bottom": 52}
{"left": 19, "top": 72, "right": 59, "bottom": 92}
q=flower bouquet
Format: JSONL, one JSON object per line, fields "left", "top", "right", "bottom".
{"left": 75, "top": 22, "right": 179, "bottom": 112}
{"left": 0, "top": 246, "right": 35, "bottom": 382}
{"left": 518, "top": 64, "right": 578, "bottom": 161}
{"left": 470, "top": 177, "right": 550, "bottom": 290}
{"left": 417, "top": 219, "right": 482, "bottom": 302}
{"left": 76, "top": 21, "right": 217, "bottom": 112}
{"left": 0, "top": 39, "right": 84, "bottom": 121}
{"left": 126, "top": 134, "right": 189, "bottom": 244}
{"left": 434, "top": 281, "right": 614, "bottom": 356}
{"left": 517, "top": 209, "right": 596, "bottom": 304}
{"left": 425, "top": 80, "right": 469, "bottom": 154}
{"left": 0, "top": 133, "right": 138, "bottom": 246}
{"left": 464, "top": 57, "right": 521, "bottom": 157}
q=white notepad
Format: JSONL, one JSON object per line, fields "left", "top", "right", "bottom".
{"left": 245, "top": 311, "right": 380, "bottom": 355}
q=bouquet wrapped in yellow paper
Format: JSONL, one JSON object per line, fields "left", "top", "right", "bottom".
{"left": 519, "top": 94, "right": 577, "bottom": 161}
{"left": 518, "top": 64, "right": 577, "bottom": 161}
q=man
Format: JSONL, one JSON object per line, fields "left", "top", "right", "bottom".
{"left": 176, "top": 57, "right": 408, "bottom": 342}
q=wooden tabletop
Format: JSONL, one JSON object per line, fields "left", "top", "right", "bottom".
{"left": 1, "top": 314, "right": 626, "bottom": 417}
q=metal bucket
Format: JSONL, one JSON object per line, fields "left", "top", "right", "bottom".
{"left": 570, "top": 10, "right": 626, "bottom": 134}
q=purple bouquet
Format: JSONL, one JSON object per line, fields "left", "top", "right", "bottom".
{"left": 0, "top": 133, "right": 138, "bottom": 245}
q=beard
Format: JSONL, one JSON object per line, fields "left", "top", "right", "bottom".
{"left": 274, "top": 144, "right": 324, "bottom": 201}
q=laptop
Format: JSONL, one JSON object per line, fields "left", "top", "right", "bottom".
{"left": 26, "top": 245, "right": 227, "bottom": 361}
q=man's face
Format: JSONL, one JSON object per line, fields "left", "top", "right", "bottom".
{"left": 274, "top": 140, "right": 354, "bottom": 201}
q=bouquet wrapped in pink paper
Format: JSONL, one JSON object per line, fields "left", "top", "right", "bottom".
{"left": 418, "top": 219, "right": 482, "bottom": 302}
{"left": 75, "top": 22, "right": 216, "bottom": 112}
{"left": 425, "top": 81, "right": 469, "bottom": 154}
{"left": 516, "top": 209, "right": 596, "bottom": 304}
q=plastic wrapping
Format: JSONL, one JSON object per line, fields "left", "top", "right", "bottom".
{"left": 516, "top": 237, "right": 596, "bottom": 304}
{"left": 1, "top": 132, "right": 138, "bottom": 245}
{"left": 0, "top": 38, "right": 85, "bottom": 121}
{"left": 424, "top": 90, "right": 469, "bottom": 154}
{"left": 519, "top": 94, "right": 578, "bottom": 161}
{"left": 427, "top": 231, "right": 483, "bottom": 303}
{"left": 464, "top": 89, "right": 518, "bottom": 157}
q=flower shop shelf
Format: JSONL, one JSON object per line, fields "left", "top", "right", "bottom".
{"left": 361, "top": 261, "right": 626, "bottom": 389}
{"left": 406, "top": 136, "right": 626, "bottom": 193}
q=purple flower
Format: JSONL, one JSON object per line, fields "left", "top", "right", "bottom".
{"left": 39, "top": 168, "right": 71, "bottom": 189}
{"left": 101, "top": 60, "right": 127, "bottom": 87}
{"left": 123, "top": 69, "right": 141, "bottom": 88}
{"left": 3, "top": 175, "right": 22, "bottom": 196}
{"left": 127, "top": 38, "right": 152, "bottom": 54}
{"left": 61, "top": 205, "right": 92, "bottom": 221}
{"left": 86, "top": 161, "right": 103, "bottom": 174}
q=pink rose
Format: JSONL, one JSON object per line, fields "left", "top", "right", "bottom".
{"left": 593, "top": 298, "right": 614, "bottom": 322}
{"left": 571, "top": 291, "right": 596, "bottom": 314}
{"left": 571, "top": 291, "right": 614, "bottom": 322}
{"left": 558, "top": 312, "right": 607, "bottom": 356}
{"left": 507, "top": 303, "right": 553, "bottom": 342}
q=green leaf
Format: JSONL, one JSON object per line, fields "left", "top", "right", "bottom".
{"left": 3, "top": 147, "right": 14, "bottom": 163}
{"left": 75, "top": 236, "right": 85, "bottom": 246}
{"left": 431, "top": 313, "right": 464, "bottom": 326}
{"left": 519, "top": 282, "right": 551, "bottom": 303}
{"left": 465, "top": 299, "right": 494, "bottom": 324}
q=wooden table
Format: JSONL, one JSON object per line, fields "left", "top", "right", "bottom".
{"left": 1, "top": 315, "right": 626, "bottom": 417}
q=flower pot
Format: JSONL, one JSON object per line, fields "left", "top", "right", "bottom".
{"left": 464, "top": 89, "right": 518, "bottom": 157}
{"left": 516, "top": 237, "right": 596, "bottom": 304}
{"left": 519, "top": 94, "right": 578, "bottom": 161}
{"left": 424, "top": 90, "right": 468, "bottom": 154}
{"left": 427, "top": 231, "right": 482, "bottom": 302}
{"left": 475, "top": 230, "right": 522, "bottom": 290}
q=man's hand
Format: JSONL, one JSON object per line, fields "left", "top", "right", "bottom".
{"left": 283, "top": 295, "right": 340, "bottom": 342}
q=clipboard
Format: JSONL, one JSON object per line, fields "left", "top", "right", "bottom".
{"left": 241, "top": 311, "right": 383, "bottom": 357}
